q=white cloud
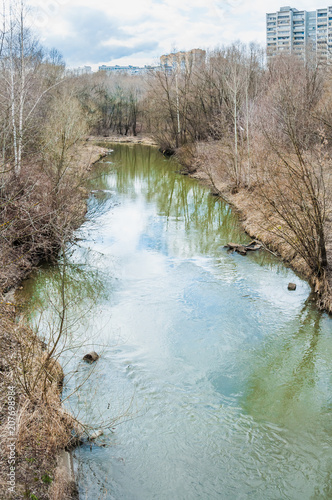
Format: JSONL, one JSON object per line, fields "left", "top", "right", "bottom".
{"left": 27, "top": 0, "right": 331, "bottom": 68}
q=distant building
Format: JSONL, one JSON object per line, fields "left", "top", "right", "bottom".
{"left": 266, "top": 5, "right": 332, "bottom": 62}
{"left": 98, "top": 64, "right": 160, "bottom": 75}
{"left": 160, "top": 49, "right": 206, "bottom": 71}
{"left": 69, "top": 66, "right": 92, "bottom": 76}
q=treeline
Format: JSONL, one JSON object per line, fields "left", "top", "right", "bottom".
{"left": 0, "top": 0, "right": 331, "bottom": 305}
{"left": 0, "top": 1, "right": 93, "bottom": 290}
{"left": 81, "top": 42, "right": 331, "bottom": 305}
{"left": 139, "top": 44, "right": 332, "bottom": 307}
{"left": 78, "top": 72, "right": 145, "bottom": 136}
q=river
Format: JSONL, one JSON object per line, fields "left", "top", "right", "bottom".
{"left": 19, "top": 144, "right": 332, "bottom": 499}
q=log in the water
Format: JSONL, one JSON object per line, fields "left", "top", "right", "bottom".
{"left": 225, "top": 240, "right": 262, "bottom": 255}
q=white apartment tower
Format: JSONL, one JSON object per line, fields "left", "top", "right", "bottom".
{"left": 266, "top": 5, "right": 332, "bottom": 61}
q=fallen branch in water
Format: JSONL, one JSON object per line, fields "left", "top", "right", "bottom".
{"left": 224, "top": 240, "right": 262, "bottom": 256}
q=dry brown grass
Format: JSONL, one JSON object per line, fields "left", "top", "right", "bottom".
{"left": 0, "top": 299, "right": 76, "bottom": 500}
{"left": 49, "top": 465, "right": 77, "bottom": 500}
{"left": 181, "top": 140, "right": 332, "bottom": 313}
{"left": 0, "top": 142, "right": 107, "bottom": 499}
{"left": 0, "top": 143, "right": 107, "bottom": 293}
{"left": 88, "top": 134, "right": 158, "bottom": 146}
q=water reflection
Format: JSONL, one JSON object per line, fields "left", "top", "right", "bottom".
{"left": 243, "top": 300, "right": 332, "bottom": 428}
{"left": 242, "top": 299, "right": 332, "bottom": 498}
{"left": 91, "top": 145, "right": 258, "bottom": 259}
{"left": 18, "top": 144, "right": 332, "bottom": 500}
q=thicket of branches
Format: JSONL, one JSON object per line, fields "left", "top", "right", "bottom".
{"left": 140, "top": 44, "right": 332, "bottom": 288}
{"left": 0, "top": 1, "right": 93, "bottom": 291}
{"left": 0, "top": 1, "right": 331, "bottom": 496}
{"left": 1, "top": 4, "right": 330, "bottom": 292}
{"left": 81, "top": 72, "right": 145, "bottom": 136}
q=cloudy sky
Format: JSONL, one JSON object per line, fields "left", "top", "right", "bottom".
{"left": 28, "top": 0, "right": 328, "bottom": 69}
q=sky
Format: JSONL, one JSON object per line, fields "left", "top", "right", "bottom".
{"left": 27, "top": 0, "right": 329, "bottom": 69}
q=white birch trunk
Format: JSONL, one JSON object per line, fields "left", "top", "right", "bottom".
{"left": 245, "top": 83, "right": 250, "bottom": 187}
{"left": 9, "top": 7, "right": 18, "bottom": 174}
{"left": 17, "top": 0, "right": 25, "bottom": 176}
{"left": 175, "top": 72, "right": 181, "bottom": 145}
{"left": 233, "top": 79, "right": 238, "bottom": 184}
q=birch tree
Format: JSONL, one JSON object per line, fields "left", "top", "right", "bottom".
{"left": 219, "top": 44, "right": 248, "bottom": 186}
{"left": 1, "top": 0, "right": 63, "bottom": 176}
{"left": 8, "top": 0, "right": 29, "bottom": 175}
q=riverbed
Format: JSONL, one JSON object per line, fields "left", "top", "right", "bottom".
{"left": 20, "top": 144, "right": 332, "bottom": 499}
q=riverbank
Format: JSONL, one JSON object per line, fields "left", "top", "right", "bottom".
{"left": 179, "top": 141, "right": 332, "bottom": 314}
{"left": 88, "top": 134, "right": 159, "bottom": 147}
{"left": 0, "top": 297, "right": 78, "bottom": 499}
{"left": 87, "top": 137, "right": 332, "bottom": 313}
{"left": 0, "top": 142, "right": 108, "bottom": 293}
{"left": 37, "top": 142, "right": 332, "bottom": 499}
{"left": 0, "top": 142, "right": 107, "bottom": 499}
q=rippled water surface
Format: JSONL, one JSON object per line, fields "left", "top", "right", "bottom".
{"left": 21, "top": 145, "right": 332, "bottom": 499}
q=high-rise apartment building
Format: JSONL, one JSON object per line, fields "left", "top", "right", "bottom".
{"left": 160, "top": 49, "right": 206, "bottom": 71}
{"left": 266, "top": 5, "right": 332, "bottom": 61}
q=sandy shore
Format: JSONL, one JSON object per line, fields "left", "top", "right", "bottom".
{"left": 87, "top": 134, "right": 159, "bottom": 147}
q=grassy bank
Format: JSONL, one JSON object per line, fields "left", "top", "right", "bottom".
{"left": 0, "top": 142, "right": 107, "bottom": 499}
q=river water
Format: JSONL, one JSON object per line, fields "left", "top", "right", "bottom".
{"left": 20, "top": 145, "right": 332, "bottom": 499}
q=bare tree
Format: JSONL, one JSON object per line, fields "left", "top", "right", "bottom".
{"left": 254, "top": 55, "right": 329, "bottom": 276}
{"left": 41, "top": 89, "right": 88, "bottom": 196}
{"left": 0, "top": 0, "right": 64, "bottom": 175}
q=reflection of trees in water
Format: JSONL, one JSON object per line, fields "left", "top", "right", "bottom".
{"left": 87, "top": 147, "right": 310, "bottom": 265}
{"left": 247, "top": 249, "right": 287, "bottom": 274}
{"left": 89, "top": 145, "right": 296, "bottom": 268}
{"left": 93, "top": 145, "right": 247, "bottom": 254}
{"left": 20, "top": 252, "right": 132, "bottom": 435}
{"left": 22, "top": 249, "right": 109, "bottom": 336}
{"left": 242, "top": 299, "right": 331, "bottom": 431}
{"left": 242, "top": 300, "right": 332, "bottom": 497}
